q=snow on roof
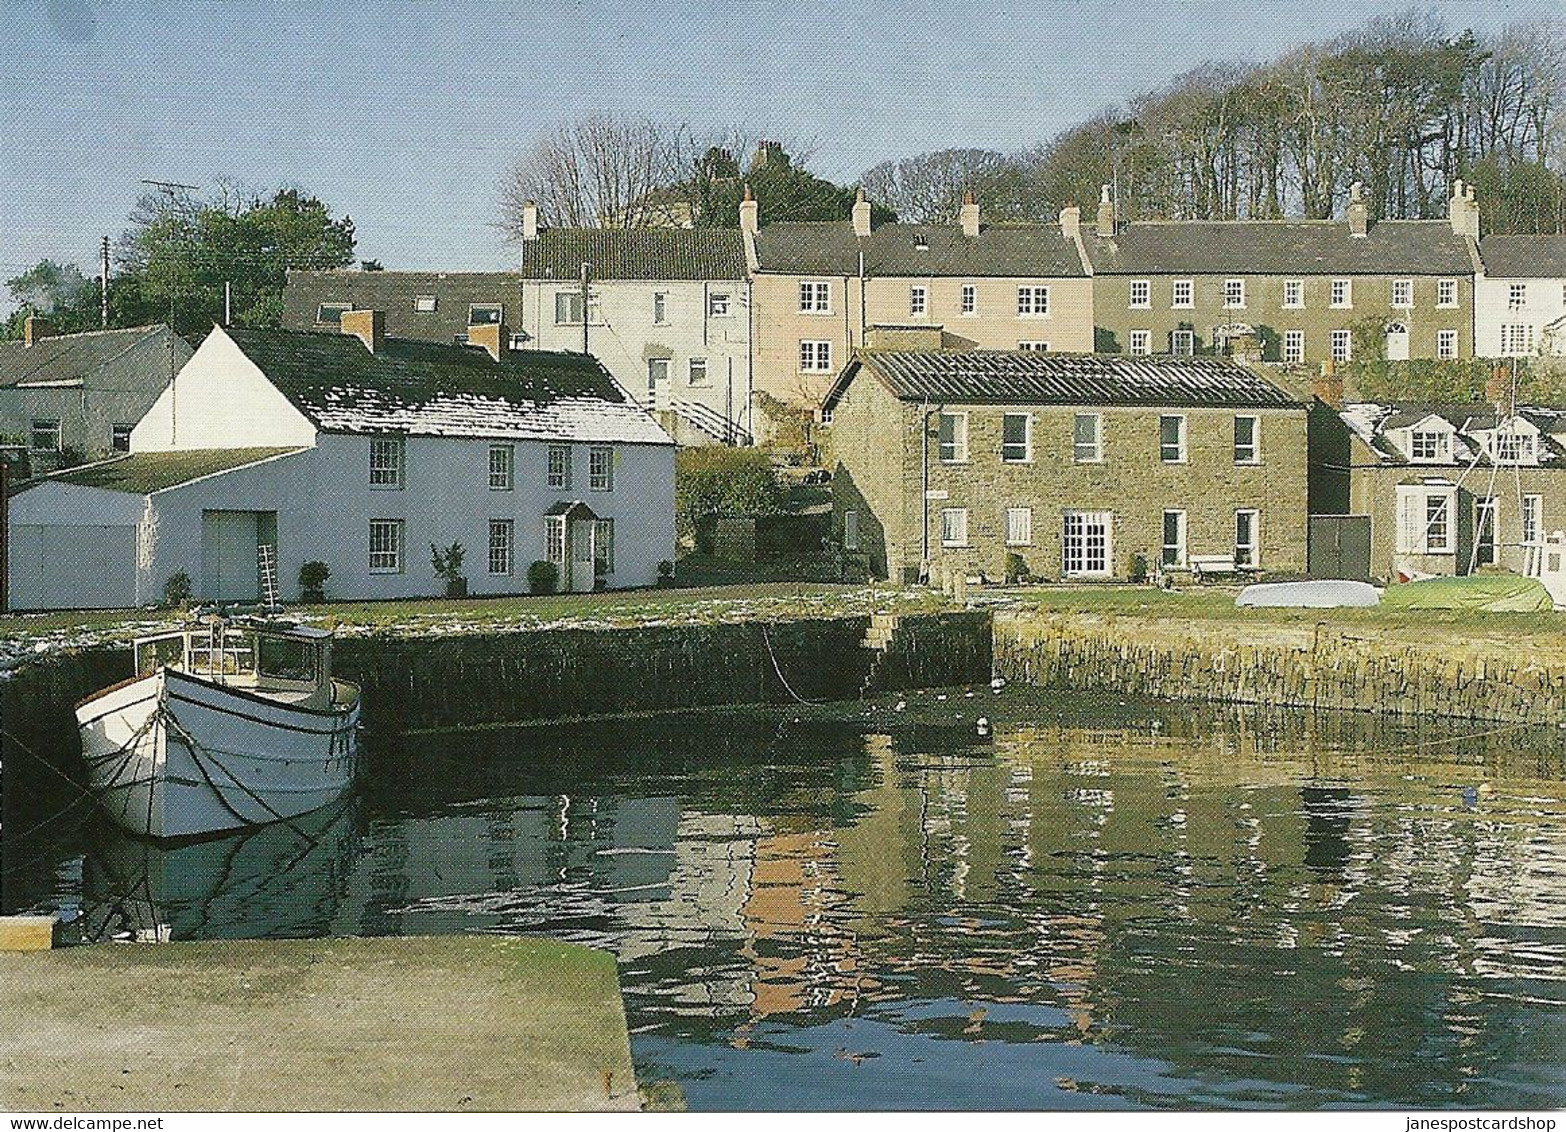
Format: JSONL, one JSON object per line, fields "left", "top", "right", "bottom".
{"left": 308, "top": 386, "right": 672, "bottom": 445}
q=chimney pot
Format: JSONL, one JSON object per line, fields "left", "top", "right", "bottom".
{"left": 1314, "top": 361, "right": 1344, "bottom": 410}
{"left": 852, "top": 188, "right": 872, "bottom": 238}
{"left": 1059, "top": 204, "right": 1081, "bottom": 242}
{"left": 521, "top": 200, "right": 539, "bottom": 242}
{"left": 960, "top": 192, "right": 980, "bottom": 238}
{"left": 1449, "top": 180, "right": 1480, "bottom": 239}
{"left": 1347, "top": 185, "right": 1369, "bottom": 238}
{"left": 739, "top": 182, "right": 759, "bottom": 235}
{"left": 1095, "top": 184, "right": 1115, "bottom": 237}
{"left": 339, "top": 308, "right": 385, "bottom": 353}
{"left": 23, "top": 316, "right": 54, "bottom": 347}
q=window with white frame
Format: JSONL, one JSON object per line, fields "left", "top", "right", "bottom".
{"left": 1234, "top": 509, "right": 1259, "bottom": 567}
{"left": 1409, "top": 429, "right": 1450, "bottom": 462}
{"left": 1437, "top": 279, "right": 1457, "bottom": 307}
{"left": 1073, "top": 413, "right": 1102, "bottom": 463}
{"left": 843, "top": 509, "right": 860, "bottom": 551}
{"left": 960, "top": 283, "right": 977, "bottom": 315}
{"left": 1005, "top": 507, "right": 1033, "bottom": 546}
{"left": 1330, "top": 329, "right": 1352, "bottom": 362}
{"left": 547, "top": 444, "right": 571, "bottom": 489}
{"left": 1171, "top": 280, "right": 1193, "bottom": 309}
{"left": 1128, "top": 330, "right": 1151, "bottom": 355}
{"left": 799, "top": 280, "right": 831, "bottom": 313}
{"left": 1016, "top": 286, "right": 1050, "bottom": 317}
{"left": 1500, "top": 324, "right": 1536, "bottom": 356}
{"left": 488, "top": 444, "right": 513, "bottom": 491}
{"left": 1001, "top": 413, "right": 1031, "bottom": 463}
{"left": 1396, "top": 486, "right": 1454, "bottom": 554}
{"left": 1283, "top": 329, "right": 1305, "bottom": 363}
{"left": 488, "top": 519, "right": 513, "bottom": 576}
{"left": 1437, "top": 329, "right": 1457, "bottom": 359}
{"left": 1018, "top": 341, "right": 1049, "bottom": 352}
{"left": 1223, "top": 279, "right": 1245, "bottom": 309}
{"left": 1170, "top": 329, "right": 1195, "bottom": 356}
{"left": 369, "top": 520, "right": 403, "bottom": 573}
{"left": 1524, "top": 494, "right": 1544, "bottom": 544}
{"left": 1162, "top": 510, "right": 1186, "bottom": 568}
{"left": 588, "top": 445, "right": 613, "bottom": 491}
{"left": 594, "top": 518, "right": 615, "bottom": 572}
{"left": 688, "top": 357, "right": 709, "bottom": 386}
{"left": 1129, "top": 280, "right": 1151, "bottom": 308}
{"left": 545, "top": 515, "right": 566, "bottom": 566}
{"left": 652, "top": 291, "right": 668, "bottom": 325}
{"left": 414, "top": 295, "right": 437, "bottom": 313}
{"left": 1491, "top": 429, "right": 1535, "bottom": 464}
{"left": 1159, "top": 415, "right": 1186, "bottom": 463}
{"left": 1062, "top": 511, "right": 1112, "bottom": 576}
{"left": 1330, "top": 279, "right": 1352, "bottom": 308}
{"left": 910, "top": 285, "right": 927, "bottom": 316}
{"left": 111, "top": 423, "right": 133, "bottom": 452}
{"left": 469, "top": 303, "right": 503, "bottom": 325}
{"left": 1233, "top": 415, "right": 1259, "bottom": 464}
{"left": 1282, "top": 280, "right": 1304, "bottom": 309}
{"left": 941, "top": 508, "right": 968, "bottom": 547}
{"left": 554, "top": 292, "right": 585, "bottom": 324}
{"left": 1509, "top": 283, "right": 1528, "bottom": 310}
{"left": 369, "top": 436, "right": 404, "bottom": 488}
{"left": 799, "top": 340, "right": 833, "bottom": 372}
{"left": 1391, "top": 279, "right": 1413, "bottom": 308}
{"left": 29, "top": 418, "right": 61, "bottom": 452}
{"left": 937, "top": 413, "right": 968, "bottom": 462}
{"left": 708, "top": 292, "right": 731, "bottom": 317}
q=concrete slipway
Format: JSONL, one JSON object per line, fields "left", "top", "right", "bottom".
{"left": 0, "top": 935, "right": 639, "bottom": 1112}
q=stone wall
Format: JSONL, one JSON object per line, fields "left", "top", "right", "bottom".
{"left": 995, "top": 609, "right": 1566, "bottom": 724}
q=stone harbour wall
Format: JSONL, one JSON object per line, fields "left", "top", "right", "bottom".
{"left": 994, "top": 610, "right": 1566, "bottom": 725}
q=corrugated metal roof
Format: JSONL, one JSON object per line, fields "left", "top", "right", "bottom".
{"left": 1088, "top": 220, "right": 1474, "bottom": 275}
{"left": 519, "top": 229, "right": 748, "bottom": 280}
{"left": 828, "top": 350, "right": 1301, "bottom": 410}
{"left": 1479, "top": 235, "right": 1566, "bottom": 279}
{"left": 754, "top": 221, "right": 1087, "bottom": 277}
{"left": 225, "top": 328, "right": 673, "bottom": 446}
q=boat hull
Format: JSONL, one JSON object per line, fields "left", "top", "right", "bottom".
{"left": 77, "top": 668, "right": 361, "bottom": 841}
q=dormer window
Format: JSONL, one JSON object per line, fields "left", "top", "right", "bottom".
{"left": 1491, "top": 429, "right": 1535, "bottom": 465}
{"left": 316, "top": 302, "right": 351, "bottom": 326}
{"left": 469, "top": 303, "right": 504, "bottom": 325}
{"left": 1408, "top": 429, "right": 1451, "bottom": 462}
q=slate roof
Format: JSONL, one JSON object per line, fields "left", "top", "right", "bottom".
{"left": 225, "top": 328, "right": 672, "bottom": 446}
{"left": 754, "top": 222, "right": 1087, "bottom": 277}
{"left": 824, "top": 350, "right": 1302, "bottom": 411}
{"left": 1339, "top": 401, "right": 1566, "bottom": 466}
{"left": 518, "top": 229, "right": 747, "bottom": 280}
{"left": 1086, "top": 220, "right": 1474, "bottom": 275}
{"left": 0, "top": 325, "right": 189, "bottom": 389}
{"left": 38, "top": 448, "right": 305, "bottom": 494}
{"left": 1479, "top": 235, "right": 1566, "bottom": 279}
{"left": 281, "top": 271, "right": 520, "bottom": 343}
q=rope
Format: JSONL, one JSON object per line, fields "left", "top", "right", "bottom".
{"left": 161, "top": 708, "right": 317, "bottom": 843}
{"left": 759, "top": 622, "right": 825, "bottom": 706}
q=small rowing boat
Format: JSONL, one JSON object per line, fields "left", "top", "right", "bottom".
{"left": 76, "top": 615, "right": 361, "bottom": 841}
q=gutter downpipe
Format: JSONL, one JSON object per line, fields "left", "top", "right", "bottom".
{"left": 920, "top": 396, "right": 932, "bottom": 583}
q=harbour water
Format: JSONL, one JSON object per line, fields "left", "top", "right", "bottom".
{"left": 4, "top": 689, "right": 1564, "bottom": 1110}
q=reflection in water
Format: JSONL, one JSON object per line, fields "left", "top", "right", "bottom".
{"left": 5, "top": 694, "right": 1565, "bottom": 1110}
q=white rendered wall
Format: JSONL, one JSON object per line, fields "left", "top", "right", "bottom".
{"left": 1474, "top": 276, "right": 1566, "bottom": 357}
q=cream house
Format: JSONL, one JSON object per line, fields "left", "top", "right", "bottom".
{"left": 1475, "top": 235, "right": 1566, "bottom": 358}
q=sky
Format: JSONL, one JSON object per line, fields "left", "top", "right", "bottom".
{"left": 2, "top": 0, "right": 1564, "bottom": 309}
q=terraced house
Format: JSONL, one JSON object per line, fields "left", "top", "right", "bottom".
{"left": 1474, "top": 234, "right": 1566, "bottom": 358}
{"left": 824, "top": 350, "right": 1306, "bottom": 584}
{"left": 1086, "top": 182, "right": 1482, "bottom": 365}
{"left": 746, "top": 190, "right": 1094, "bottom": 436}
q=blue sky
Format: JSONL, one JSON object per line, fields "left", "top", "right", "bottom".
{"left": 2, "top": 0, "right": 1563, "bottom": 304}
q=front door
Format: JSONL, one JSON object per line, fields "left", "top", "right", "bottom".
{"left": 1385, "top": 323, "right": 1410, "bottom": 361}
{"left": 202, "top": 510, "right": 261, "bottom": 602}
{"left": 1475, "top": 497, "right": 1498, "bottom": 567}
{"left": 569, "top": 519, "right": 597, "bottom": 593}
{"left": 647, "top": 358, "right": 670, "bottom": 409}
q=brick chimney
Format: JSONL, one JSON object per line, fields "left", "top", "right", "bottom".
{"left": 1347, "top": 181, "right": 1369, "bottom": 237}
{"left": 521, "top": 200, "right": 539, "bottom": 242}
{"left": 1095, "top": 184, "right": 1115, "bottom": 237}
{"left": 1059, "top": 202, "right": 1081, "bottom": 242}
{"left": 739, "top": 183, "right": 759, "bottom": 235}
{"left": 852, "top": 188, "right": 871, "bottom": 237}
{"left": 466, "top": 321, "right": 509, "bottom": 362}
{"left": 1313, "top": 360, "right": 1344, "bottom": 409}
{"left": 23, "top": 316, "right": 54, "bottom": 347}
{"left": 340, "top": 309, "right": 385, "bottom": 353}
{"left": 1448, "top": 179, "right": 1480, "bottom": 239}
{"left": 960, "top": 191, "right": 980, "bottom": 238}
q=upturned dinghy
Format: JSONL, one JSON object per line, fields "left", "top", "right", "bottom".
{"left": 76, "top": 616, "right": 361, "bottom": 841}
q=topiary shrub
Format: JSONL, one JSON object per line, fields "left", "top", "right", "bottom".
{"left": 298, "top": 560, "right": 331, "bottom": 603}
{"left": 527, "top": 559, "right": 558, "bottom": 596}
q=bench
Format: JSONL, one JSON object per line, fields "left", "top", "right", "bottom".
{"left": 1185, "top": 554, "right": 1256, "bottom": 583}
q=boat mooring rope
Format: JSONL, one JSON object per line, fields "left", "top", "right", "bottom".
{"left": 759, "top": 622, "right": 825, "bottom": 706}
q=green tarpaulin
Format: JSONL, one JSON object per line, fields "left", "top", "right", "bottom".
{"left": 1380, "top": 574, "right": 1553, "bottom": 612}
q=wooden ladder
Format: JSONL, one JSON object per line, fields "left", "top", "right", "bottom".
{"left": 258, "top": 543, "right": 280, "bottom": 608}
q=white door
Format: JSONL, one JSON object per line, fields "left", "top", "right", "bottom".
{"left": 1385, "top": 323, "right": 1409, "bottom": 361}
{"left": 202, "top": 510, "right": 260, "bottom": 602}
{"left": 569, "top": 519, "right": 596, "bottom": 593}
{"left": 647, "top": 358, "right": 670, "bottom": 409}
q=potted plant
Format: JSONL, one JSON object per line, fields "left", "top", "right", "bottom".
{"left": 298, "top": 560, "right": 331, "bottom": 603}
{"left": 431, "top": 542, "right": 468, "bottom": 598}
{"left": 527, "top": 559, "right": 558, "bottom": 596}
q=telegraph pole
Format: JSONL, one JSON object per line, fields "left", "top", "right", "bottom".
{"left": 579, "top": 262, "right": 590, "bottom": 355}
{"left": 100, "top": 236, "right": 110, "bottom": 328}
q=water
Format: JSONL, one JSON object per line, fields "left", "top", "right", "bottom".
{"left": 4, "top": 689, "right": 1565, "bottom": 1110}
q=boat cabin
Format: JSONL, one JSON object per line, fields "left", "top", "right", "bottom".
{"left": 134, "top": 619, "right": 340, "bottom": 709}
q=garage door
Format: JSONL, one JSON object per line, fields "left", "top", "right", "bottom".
{"left": 202, "top": 511, "right": 261, "bottom": 602}
{"left": 10, "top": 524, "right": 139, "bottom": 610}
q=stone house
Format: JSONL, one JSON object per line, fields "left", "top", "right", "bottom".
{"left": 1309, "top": 398, "right": 1566, "bottom": 582}
{"left": 745, "top": 190, "right": 1095, "bottom": 436}
{"left": 6, "top": 317, "right": 674, "bottom": 610}
{"left": 1085, "top": 182, "right": 1481, "bottom": 365}
{"left": 0, "top": 320, "right": 191, "bottom": 470}
{"left": 823, "top": 349, "right": 1307, "bottom": 584}
{"left": 1474, "top": 235, "right": 1566, "bottom": 358}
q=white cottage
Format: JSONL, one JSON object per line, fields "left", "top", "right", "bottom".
{"left": 1475, "top": 235, "right": 1566, "bottom": 358}
{"left": 6, "top": 316, "right": 675, "bottom": 609}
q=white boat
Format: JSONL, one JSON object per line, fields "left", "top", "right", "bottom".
{"left": 75, "top": 617, "right": 362, "bottom": 841}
